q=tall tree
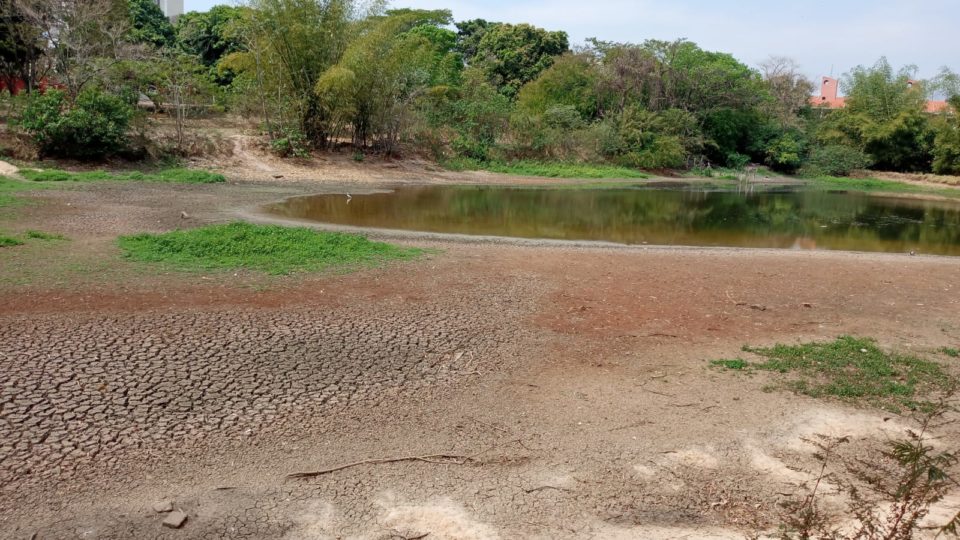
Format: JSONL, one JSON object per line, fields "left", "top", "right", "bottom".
{"left": 175, "top": 5, "right": 245, "bottom": 67}
{"left": 471, "top": 23, "right": 568, "bottom": 99}
{"left": 759, "top": 56, "right": 814, "bottom": 127}
{"left": 315, "top": 9, "right": 453, "bottom": 150}
{"left": 127, "top": 0, "right": 174, "bottom": 48}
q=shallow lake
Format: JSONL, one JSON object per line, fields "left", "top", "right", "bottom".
{"left": 266, "top": 185, "right": 960, "bottom": 255}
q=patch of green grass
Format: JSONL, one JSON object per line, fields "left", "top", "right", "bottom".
{"left": 25, "top": 230, "right": 67, "bottom": 241}
{"left": 0, "top": 234, "right": 24, "bottom": 247}
{"left": 714, "top": 336, "right": 954, "bottom": 411}
{"left": 710, "top": 358, "right": 748, "bottom": 370}
{"left": 118, "top": 222, "right": 423, "bottom": 275}
{"left": 444, "top": 158, "right": 649, "bottom": 179}
{"left": 19, "top": 167, "right": 226, "bottom": 184}
{"left": 0, "top": 176, "right": 46, "bottom": 210}
{"left": 807, "top": 176, "right": 960, "bottom": 198}
{"left": 941, "top": 347, "right": 960, "bottom": 358}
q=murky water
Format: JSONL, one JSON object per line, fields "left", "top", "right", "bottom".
{"left": 265, "top": 185, "right": 960, "bottom": 255}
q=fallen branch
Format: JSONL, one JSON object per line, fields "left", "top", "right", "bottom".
{"left": 523, "top": 485, "right": 573, "bottom": 494}
{"left": 287, "top": 454, "right": 470, "bottom": 479}
{"left": 288, "top": 439, "right": 524, "bottom": 479}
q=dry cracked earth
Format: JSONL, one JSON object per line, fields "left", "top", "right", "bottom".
{"left": 1, "top": 177, "right": 960, "bottom": 539}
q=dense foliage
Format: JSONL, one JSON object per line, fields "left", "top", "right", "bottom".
{"left": 0, "top": 0, "right": 956, "bottom": 174}
{"left": 19, "top": 88, "right": 134, "bottom": 158}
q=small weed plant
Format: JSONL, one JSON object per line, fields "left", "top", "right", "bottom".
{"left": 777, "top": 401, "right": 960, "bottom": 538}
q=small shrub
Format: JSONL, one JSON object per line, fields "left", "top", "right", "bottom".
{"left": 19, "top": 89, "right": 134, "bottom": 160}
{"left": 765, "top": 133, "right": 805, "bottom": 173}
{"left": 803, "top": 144, "right": 872, "bottom": 177}
{"left": 269, "top": 129, "right": 309, "bottom": 158}
{"left": 725, "top": 152, "right": 751, "bottom": 170}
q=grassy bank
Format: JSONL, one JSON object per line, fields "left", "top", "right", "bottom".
{"left": 806, "top": 175, "right": 960, "bottom": 198}
{"left": 19, "top": 167, "right": 226, "bottom": 184}
{"left": 444, "top": 158, "right": 649, "bottom": 179}
{"left": 118, "top": 222, "right": 423, "bottom": 275}
{"left": 711, "top": 336, "right": 953, "bottom": 412}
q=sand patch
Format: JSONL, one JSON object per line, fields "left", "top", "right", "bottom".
{"left": 377, "top": 494, "right": 500, "bottom": 540}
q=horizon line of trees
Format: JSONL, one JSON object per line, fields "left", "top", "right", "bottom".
{"left": 1, "top": 0, "right": 958, "bottom": 175}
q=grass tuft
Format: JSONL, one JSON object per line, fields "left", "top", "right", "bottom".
{"left": 19, "top": 167, "right": 226, "bottom": 184}
{"left": 710, "top": 359, "right": 748, "bottom": 370}
{"left": 714, "top": 336, "right": 954, "bottom": 411}
{"left": 118, "top": 222, "right": 423, "bottom": 275}
{"left": 0, "top": 234, "right": 24, "bottom": 247}
{"left": 941, "top": 347, "right": 959, "bottom": 358}
{"left": 444, "top": 158, "right": 649, "bottom": 179}
{"left": 25, "top": 230, "right": 67, "bottom": 241}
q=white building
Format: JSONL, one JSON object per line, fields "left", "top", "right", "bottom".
{"left": 155, "top": 0, "right": 184, "bottom": 21}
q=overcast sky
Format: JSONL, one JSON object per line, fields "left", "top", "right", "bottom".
{"left": 185, "top": 0, "right": 957, "bottom": 84}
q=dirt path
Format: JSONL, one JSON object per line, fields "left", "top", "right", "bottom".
{"left": 1, "top": 177, "right": 959, "bottom": 539}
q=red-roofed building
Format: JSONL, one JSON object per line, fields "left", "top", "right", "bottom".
{"left": 811, "top": 76, "right": 952, "bottom": 113}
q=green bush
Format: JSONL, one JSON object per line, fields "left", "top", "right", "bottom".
{"left": 764, "top": 133, "right": 805, "bottom": 173}
{"left": 804, "top": 144, "right": 873, "bottom": 177}
{"left": 269, "top": 128, "right": 310, "bottom": 158}
{"left": 19, "top": 89, "right": 134, "bottom": 159}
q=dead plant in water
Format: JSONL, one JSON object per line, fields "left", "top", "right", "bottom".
{"left": 777, "top": 400, "right": 960, "bottom": 539}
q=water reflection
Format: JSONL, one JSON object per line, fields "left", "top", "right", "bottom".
{"left": 265, "top": 185, "right": 960, "bottom": 256}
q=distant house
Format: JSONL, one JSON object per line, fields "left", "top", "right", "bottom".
{"left": 155, "top": 0, "right": 183, "bottom": 21}
{"left": 811, "top": 76, "right": 951, "bottom": 113}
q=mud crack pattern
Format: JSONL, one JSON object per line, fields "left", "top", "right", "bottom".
{"left": 0, "top": 298, "right": 525, "bottom": 497}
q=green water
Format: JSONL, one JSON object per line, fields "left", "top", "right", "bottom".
{"left": 266, "top": 185, "right": 960, "bottom": 255}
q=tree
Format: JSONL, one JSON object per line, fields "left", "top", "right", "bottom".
{"left": 175, "top": 5, "right": 245, "bottom": 68}
{"left": 236, "top": 0, "right": 361, "bottom": 142}
{"left": 315, "top": 9, "right": 454, "bottom": 150}
{"left": 454, "top": 18, "right": 496, "bottom": 63}
{"left": 471, "top": 23, "right": 568, "bottom": 98}
{"left": 759, "top": 56, "right": 814, "bottom": 127}
{"left": 127, "top": 0, "right": 174, "bottom": 48}
{"left": 932, "top": 96, "right": 960, "bottom": 175}
{"left": 46, "top": 0, "right": 138, "bottom": 96}
{"left": 0, "top": 0, "right": 50, "bottom": 93}
{"left": 516, "top": 53, "right": 601, "bottom": 119}
{"left": 820, "top": 58, "right": 936, "bottom": 172}
{"left": 842, "top": 57, "right": 926, "bottom": 123}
